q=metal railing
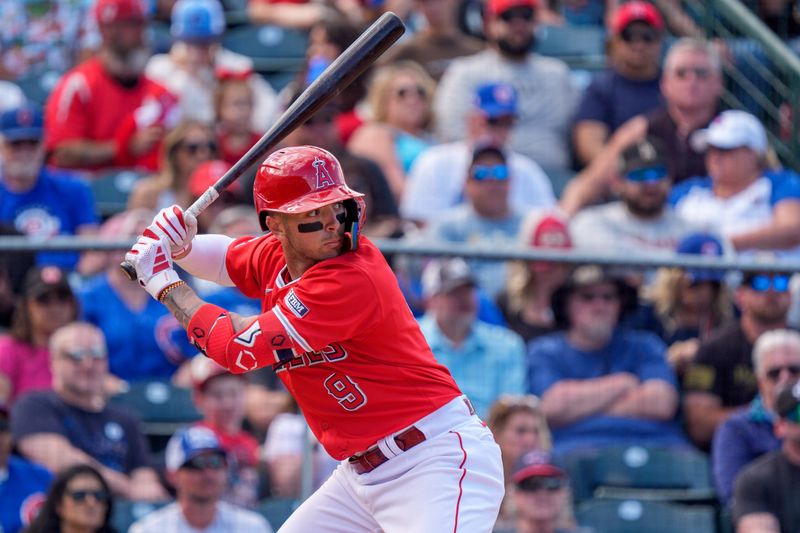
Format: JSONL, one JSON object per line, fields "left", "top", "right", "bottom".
{"left": 690, "top": 0, "right": 800, "bottom": 171}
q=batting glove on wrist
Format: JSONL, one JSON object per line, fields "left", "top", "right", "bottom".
{"left": 125, "top": 231, "right": 182, "bottom": 301}
{"left": 148, "top": 205, "right": 197, "bottom": 259}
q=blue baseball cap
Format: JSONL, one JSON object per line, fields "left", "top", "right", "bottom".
{"left": 171, "top": 0, "right": 225, "bottom": 42}
{"left": 165, "top": 426, "right": 226, "bottom": 472}
{"left": 0, "top": 104, "right": 43, "bottom": 142}
{"left": 474, "top": 83, "right": 517, "bottom": 119}
{"left": 676, "top": 233, "right": 725, "bottom": 283}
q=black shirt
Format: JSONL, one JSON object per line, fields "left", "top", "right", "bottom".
{"left": 682, "top": 322, "right": 758, "bottom": 407}
{"left": 646, "top": 107, "right": 710, "bottom": 184}
{"left": 733, "top": 450, "right": 800, "bottom": 531}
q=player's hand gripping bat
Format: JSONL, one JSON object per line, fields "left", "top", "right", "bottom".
{"left": 121, "top": 12, "right": 406, "bottom": 280}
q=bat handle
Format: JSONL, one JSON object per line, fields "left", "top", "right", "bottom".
{"left": 119, "top": 187, "right": 221, "bottom": 281}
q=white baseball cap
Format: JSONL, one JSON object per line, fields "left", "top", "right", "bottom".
{"left": 691, "top": 110, "right": 768, "bottom": 155}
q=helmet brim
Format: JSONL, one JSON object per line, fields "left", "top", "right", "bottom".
{"left": 270, "top": 185, "right": 364, "bottom": 214}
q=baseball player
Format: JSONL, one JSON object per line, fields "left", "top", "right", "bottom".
{"left": 125, "top": 145, "right": 504, "bottom": 532}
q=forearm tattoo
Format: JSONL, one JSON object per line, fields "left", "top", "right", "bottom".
{"left": 163, "top": 284, "right": 206, "bottom": 330}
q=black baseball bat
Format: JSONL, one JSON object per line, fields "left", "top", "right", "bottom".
{"left": 121, "top": 11, "right": 406, "bottom": 280}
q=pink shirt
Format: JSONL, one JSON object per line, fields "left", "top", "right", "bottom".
{"left": 0, "top": 335, "right": 52, "bottom": 406}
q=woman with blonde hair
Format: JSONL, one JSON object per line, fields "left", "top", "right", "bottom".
{"left": 347, "top": 60, "right": 436, "bottom": 199}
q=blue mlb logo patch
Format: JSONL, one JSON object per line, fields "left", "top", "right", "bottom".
{"left": 286, "top": 290, "right": 309, "bottom": 318}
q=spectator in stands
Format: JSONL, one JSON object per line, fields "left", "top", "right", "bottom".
{"left": 0, "top": 103, "right": 99, "bottom": 270}
{"left": 263, "top": 395, "right": 338, "bottom": 498}
{"left": 131, "top": 426, "right": 273, "bottom": 532}
{"left": 486, "top": 395, "right": 552, "bottom": 529}
{"left": 214, "top": 76, "right": 263, "bottom": 167}
{"left": 570, "top": 137, "right": 697, "bottom": 255}
{"left": 186, "top": 160, "right": 244, "bottom": 233}
{"left": 527, "top": 265, "right": 686, "bottom": 455}
{"left": 683, "top": 269, "right": 791, "bottom": 449}
{"left": 561, "top": 38, "right": 723, "bottom": 215}
{"left": 0, "top": 402, "right": 52, "bottom": 533}
{"left": 672, "top": 110, "right": 800, "bottom": 256}
{"left": 417, "top": 258, "right": 526, "bottom": 418}
{"left": 733, "top": 380, "right": 800, "bottom": 533}
{"left": 147, "top": 0, "right": 278, "bottom": 133}
{"left": 571, "top": 1, "right": 665, "bottom": 168}
{"left": 347, "top": 60, "right": 436, "bottom": 199}
{"left": 190, "top": 355, "right": 262, "bottom": 509}
{"left": 496, "top": 451, "right": 588, "bottom": 533}
{"left": 127, "top": 120, "right": 218, "bottom": 211}
{"left": 0, "top": 267, "right": 78, "bottom": 407}
{"left": 497, "top": 211, "right": 573, "bottom": 343}
{"left": 247, "top": 0, "right": 365, "bottom": 30}
{"left": 434, "top": 0, "right": 578, "bottom": 171}
{"left": 713, "top": 329, "right": 799, "bottom": 506}
{"left": 642, "top": 233, "right": 732, "bottom": 373}
{"left": 382, "top": 0, "right": 484, "bottom": 80}
{"left": 11, "top": 322, "right": 166, "bottom": 501}
{"left": 78, "top": 209, "right": 196, "bottom": 382}
{"left": 423, "top": 144, "right": 525, "bottom": 299}
{"left": 401, "top": 82, "right": 555, "bottom": 226}
{"left": 0, "top": 1, "right": 97, "bottom": 80}
{"left": 281, "top": 95, "right": 402, "bottom": 239}
{"left": 45, "top": 0, "right": 179, "bottom": 173}
{"left": 25, "top": 464, "right": 116, "bottom": 533}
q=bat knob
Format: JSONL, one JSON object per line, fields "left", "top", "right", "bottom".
{"left": 120, "top": 261, "right": 138, "bottom": 281}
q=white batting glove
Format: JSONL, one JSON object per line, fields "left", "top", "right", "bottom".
{"left": 125, "top": 231, "right": 183, "bottom": 301}
{"left": 147, "top": 205, "right": 197, "bottom": 259}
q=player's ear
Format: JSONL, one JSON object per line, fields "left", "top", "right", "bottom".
{"left": 265, "top": 213, "right": 284, "bottom": 237}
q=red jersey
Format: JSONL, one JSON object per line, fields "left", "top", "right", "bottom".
{"left": 225, "top": 234, "right": 462, "bottom": 459}
{"left": 44, "top": 57, "right": 179, "bottom": 172}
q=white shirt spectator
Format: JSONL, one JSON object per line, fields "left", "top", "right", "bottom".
{"left": 400, "top": 141, "right": 556, "bottom": 224}
{"left": 129, "top": 501, "right": 273, "bottom": 533}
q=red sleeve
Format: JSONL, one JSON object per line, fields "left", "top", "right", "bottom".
{"left": 271, "top": 261, "right": 382, "bottom": 352}
{"left": 45, "top": 69, "right": 93, "bottom": 151}
{"left": 225, "top": 235, "right": 271, "bottom": 299}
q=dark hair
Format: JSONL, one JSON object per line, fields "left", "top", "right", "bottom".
{"left": 26, "top": 464, "right": 117, "bottom": 533}
{"left": 550, "top": 266, "right": 639, "bottom": 330}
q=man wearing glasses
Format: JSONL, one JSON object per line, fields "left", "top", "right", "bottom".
{"left": 10, "top": 322, "right": 167, "bottom": 502}
{"left": 572, "top": 1, "right": 665, "bottom": 168}
{"left": 683, "top": 270, "right": 792, "bottom": 450}
{"left": 713, "top": 329, "right": 800, "bottom": 507}
{"left": 130, "top": 426, "right": 273, "bottom": 532}
{"left": 571, "top": 136, "right": 696, "bottom": 255}
{"left": 733, "top": 380, "right": 800, "bottom": 533}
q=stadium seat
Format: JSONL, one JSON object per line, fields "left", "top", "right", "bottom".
{"left": 543, "top": 166, "right": 575, "bottom": 199}
{"left": 564, "top": 445, "right": 715, "bottom": 503}
{"left": 536, "top": 25, "right": 607, "bottom": 70}
{"left": 111, "top": 499, "right": 170, "bottom": 532}
{"left": 221, "top": 24, "right": 308, "bottom": 74}
{"left": 15, "top": 71, "right": 61, "bottom": 106}
{"left": 576, "top": 499, "right": 717, "bottom": 533}
{"left": 109, "top": 380, "right": 202, "bottom": 450}
{"left": 87, "top": 168, "right": 146, "bottom": 217}
{"left": 258, "top": 498, "right": 300, "bottom": 529}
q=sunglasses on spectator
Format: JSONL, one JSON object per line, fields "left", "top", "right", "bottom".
{"left": 183, "top": 454, "right": 226, "bottom": 471}
{"left": 67, "top": 489, "right": 110, "bottom": 504}
{"left": 516, "top": 476, "right": 565, "bottom": 492}
{"left": 499, "top": 6, "right": 534, "bottom": 22}
{"left": 5, "top": 139, "right": 40, "bottom": 149}
{"left": 765, "top": 365, "right": 800, "bottom": 382}
{"left": 620, "top": 26, "right": 659, "bottom": 44}
{"left": 574, "top": 290, "right": 618, "bottom": 303}
{"left": 61, "top": 347, "right": 107, "bottom": 362}
{"left": 486, "top": 115, "right": 516, "bottom": 128}
{"left": 745, "top": 274, "right": 790, "bottom": 293}
{"left": 180, "top": 141, "right": 217, "bottom": 155}
{"left": 394, "top": 85, "right": 426, "bottom": 99}
{"left": 672, "top": 66, "right": 712, "bottom": 80}
{"left": 471, "top": 164, "right": 509, "bottom": 181}
{"left": 33, "top": 289, "right": 73, "bottom": 305}
{"left": 624, "top": 165, "right": 668, "bottom": 183}
{"left": 304, "top": 114, "right": 336, "bottom": 127}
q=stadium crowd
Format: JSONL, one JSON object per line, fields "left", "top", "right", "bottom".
{"left": 2, "top": 0, "right": 800, "bottom": 532}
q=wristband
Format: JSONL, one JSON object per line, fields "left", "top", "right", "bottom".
{"left": 158, "top": 280, "right": 186, "bottom": 303}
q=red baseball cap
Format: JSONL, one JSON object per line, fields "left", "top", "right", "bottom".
{"left": 486, "top": 0, "right": 537, "bottom": 18}
{"left": 530, "top": 214, "right": 572, "bottom": 249}
{"left": 612, "top": 1, "right": 664, "bottom": 34}
{"left": 188, "top": 160, "right": 240, "bottom": 199}
{"left": 94, "top": 0, "right": 147, "bottom": 25}
{"left": 512, "top": 451, "right": 566, "bottom": 484}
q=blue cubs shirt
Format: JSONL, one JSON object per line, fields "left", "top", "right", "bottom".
{"left": 0, "top": 166, "right": 98, "bottom": 269}
{"left": 0, "top": 455, "right": 51, "bottom": 533}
